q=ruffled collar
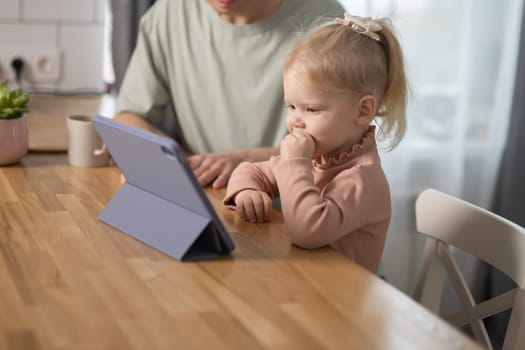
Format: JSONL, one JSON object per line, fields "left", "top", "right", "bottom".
{"left": 313, "top": 126, "right": 376, "bottom": 169}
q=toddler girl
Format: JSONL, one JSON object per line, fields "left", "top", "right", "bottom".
{"left": 223, "top": 13, "right": 407, "bottom": 272}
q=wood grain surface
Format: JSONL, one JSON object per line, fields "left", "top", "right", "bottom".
{"left": 0, "top": 153, "right": 482, "bottom": 350}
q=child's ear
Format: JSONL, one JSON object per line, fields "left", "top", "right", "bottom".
{"left": 355, "top": 95, "right": 377, "bottom": 125}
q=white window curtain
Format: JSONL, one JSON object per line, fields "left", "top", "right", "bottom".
{"left": 338, "top": 0, "right": 524, "bottom": 292}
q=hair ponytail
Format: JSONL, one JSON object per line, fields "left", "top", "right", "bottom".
{"left": 375, "top": 19, "right": 408, "bottom": 150}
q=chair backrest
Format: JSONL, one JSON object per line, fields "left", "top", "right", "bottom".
{"left": 412, "top": 189, "right": 525, "bottom": 350}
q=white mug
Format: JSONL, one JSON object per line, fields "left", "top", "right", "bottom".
{"left": 67, "top": 115, "right": 109, "bottom": 167}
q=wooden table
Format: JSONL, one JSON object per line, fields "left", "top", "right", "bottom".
{"left": 0, "top": 153, "right": 481, "bottom": 350}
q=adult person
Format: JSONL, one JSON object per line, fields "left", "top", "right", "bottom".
{"left": 114, "top": 0, "right": 344, "bottom": 188}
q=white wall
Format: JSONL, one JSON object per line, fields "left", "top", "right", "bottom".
{"left": 0, "top": 0, "right": 106, "bottom": 93}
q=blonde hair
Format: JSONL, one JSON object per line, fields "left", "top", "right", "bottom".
{"left": 283, "top": 17, "right": 408, "bottom": 150}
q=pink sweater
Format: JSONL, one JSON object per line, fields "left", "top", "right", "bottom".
{"left": 223, "top": 128, "right": 391, "bottom": 272}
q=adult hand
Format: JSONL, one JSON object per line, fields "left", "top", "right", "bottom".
{"left": 120, "top": 153, "right": 233, "bottom": 187}
{"left": 234, "top": 189, "right": 272, "bottom": 223}
{"left": 280, "top": 130, "right": 315, "bottom": 160}
{"left": 187, "top": 151, "right": 242, "bottom": 188}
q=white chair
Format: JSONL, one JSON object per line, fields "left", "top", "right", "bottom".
{"left": 412, "top": 189, "right": 525, "bottom": 350}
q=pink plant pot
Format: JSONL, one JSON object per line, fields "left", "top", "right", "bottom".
{"left": 0, "top": 115, "right": 29, "bottom": 166}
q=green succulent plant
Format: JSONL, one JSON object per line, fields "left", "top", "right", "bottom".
{"left": 0, "top": 82, "right": 30, "bottom": 120}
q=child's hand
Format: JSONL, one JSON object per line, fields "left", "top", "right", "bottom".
{"left": 234, "top": 190, "right": 272, "bottom": 223}
{"left": 280, "top": 130, "right": 315, "bottom": 159}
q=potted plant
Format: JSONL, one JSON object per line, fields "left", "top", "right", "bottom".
{"left": 0, "top": 82, "right": 30, "bottom": 165}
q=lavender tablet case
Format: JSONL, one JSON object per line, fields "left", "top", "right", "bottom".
{"left": 93, "top": 115, "right": 235, "bottom": 261}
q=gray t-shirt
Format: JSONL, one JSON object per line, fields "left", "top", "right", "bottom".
{"left": 116, "top": 0, "right": 344, "bottom": 154}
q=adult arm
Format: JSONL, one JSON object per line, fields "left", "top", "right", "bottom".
{"left": 188, "top": 147, "right": 278, "bottom": 188}
{"left": 114, "top": 111, "right": 279, "bottom": 188}
{"left": 114, "top": 111, "right": 170, "bottom": 138}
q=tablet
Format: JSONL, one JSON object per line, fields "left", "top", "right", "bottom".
{"left": 93, "top": 115, "right": 235, "bottom": 261}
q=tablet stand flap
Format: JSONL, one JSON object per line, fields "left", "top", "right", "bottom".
{"left": 181, "top": 223, "right": 224, "bottom": 261}
{"left": 99, "top": 183, "right": 217, "bottom": 261}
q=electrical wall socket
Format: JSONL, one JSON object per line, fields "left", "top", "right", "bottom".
{"left": 0, "top": 48, "right": 61, "bottom": 85}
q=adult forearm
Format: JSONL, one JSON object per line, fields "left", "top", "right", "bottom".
{"left": 113, "top": 112, "right": 170, "bottom": 138}
{"left": 187, "top": 146, "right": 279, "bottom": 188}
{"left": 236, "top": 146, "right": 279, "bottom": 163}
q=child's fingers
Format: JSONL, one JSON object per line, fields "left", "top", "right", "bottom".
{"left": 243, "top": 200, "right": 257, "bottom": 223}
{"left": 251, "top": 204, "right": 262, "bottom": 223}
{"left": 236, "top": 203, "right": 246, "bottom": 221}
{"left": 281, "top": 131, "right": 315, "bottom": 159}
{"left": 250, "top": 193, "right": 264, "bottom": 222}
{"left": 235, "top": 191, "right": 272, "bottom": 223}
{"left": 291, "top": 129, "right": 313, "bottom": 143}
{"left": 237, "top": 200, "right": 250, "bottom": 221}
{"left": 254, "top": 193, "right": 272, "bottom": 222}
{"left": 254, "top": 201, "right": 265, "bottom": 223}
{"left": 292, "top": 128, "right": 307, "bottom": 137}
{"left": 262, "top": 194, "right": 272, "bottom": 221}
